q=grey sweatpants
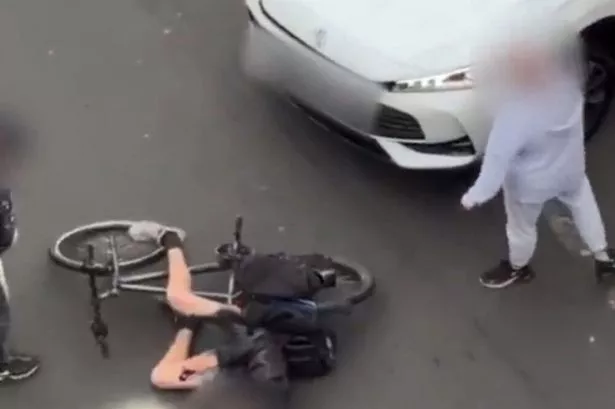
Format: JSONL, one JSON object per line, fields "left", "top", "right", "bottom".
{"left": 505, "top": 176, "right": 607, "bottom": 267}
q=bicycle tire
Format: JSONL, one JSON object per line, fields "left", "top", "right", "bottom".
{"left": 49, "top": 220, "right": 166, "bottom": 274}
{"left": 315, "top": 257, "right": 375, "bottom": 312}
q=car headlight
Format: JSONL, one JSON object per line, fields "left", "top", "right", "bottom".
{"left": 389, "top": 68, "right": 474, "bottom": 92}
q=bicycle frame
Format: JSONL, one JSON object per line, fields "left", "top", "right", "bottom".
{"left": 99, "top": 260, "right": 240, "bottom": 305}
{"left": 79, "top": 216, "right": 257, "bottom": 359}
{"left": 90, "top": 217, "right": 249, "bottom": 306}
{"left": 82, "top": 239, "right": 242, "bottom": 359}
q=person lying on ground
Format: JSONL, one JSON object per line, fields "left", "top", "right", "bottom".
{"left": 128, "top": 222, "right": 289, "bottom": 394}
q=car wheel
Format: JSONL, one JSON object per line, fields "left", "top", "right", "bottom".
{"left": 584, "top": 46, "right": 615, "bottom": 141}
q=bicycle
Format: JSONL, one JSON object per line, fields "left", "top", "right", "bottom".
{"left": 49, "top": 216, "right": 376, "bottom": 359}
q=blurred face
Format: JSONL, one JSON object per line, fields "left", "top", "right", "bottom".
{"left": 505, "top": 44, "right": 552, "bottom": 88}
{"left": 473, "top": 8, "right": 583, "bottom": 110}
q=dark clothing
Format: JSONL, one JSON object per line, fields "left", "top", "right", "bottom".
{"left": 235, "top": 253, "right": 333, "bottom": 299}
{"left": 0, "top": 188, "right": 16, "bottom": 364}
{"left": 180, "top": 252, "right": 339, "bottom": 407}
{"left": 184, "top": 327, "right": 289, "bottom": 409}
{"left": 184, "top": 369, "right": 288, "bottom": 409}
{"left": 0, "top": 188, "right": 16, "bottom": 254}
{"left": 0, "top": 282, "right": 8, "bottom": 364}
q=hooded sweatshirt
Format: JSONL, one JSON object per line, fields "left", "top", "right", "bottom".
{"left": 464, "top": 70, "right": 586, "bottom": 205}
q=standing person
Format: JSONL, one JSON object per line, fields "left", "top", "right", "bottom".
{"left": 0, "top": 111, "right": 40, "bottom": 382}
{"left": 461, "top": 26, "right": 615, "bottom": 289}
{"left": 0, "top": 187, "right": 40, "bottom": 382}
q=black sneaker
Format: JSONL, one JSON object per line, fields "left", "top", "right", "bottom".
{"left": 0, "top": 354, "right": 40, "bottom": 382}
{"left": 595, "top": 249, "right": 615, "bottom": 282}
{"left": 479, "top": 261, "right": 535, "bottom": 289}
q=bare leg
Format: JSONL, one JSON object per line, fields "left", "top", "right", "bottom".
{"left": 165, "top": 248, "right": 192, "bottom": 296}
{"left": 150, "top": 328, "right": 219, "bottom": 390}
{"left": 165, "top": 246, "right": 239, "bottom": 317}
{"left": 126, "top": 222, "right": 239, "bottom": 314}
{"left": 159, "top": 328, "right": 192, "bottom": 364}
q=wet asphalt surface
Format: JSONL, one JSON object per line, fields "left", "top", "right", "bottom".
{"left": 2, "top": 0, "right": 615, "bottom": 408}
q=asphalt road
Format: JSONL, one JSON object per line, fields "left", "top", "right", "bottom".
{"left": 2, "top": 1, "right": 615, "bottom": 408}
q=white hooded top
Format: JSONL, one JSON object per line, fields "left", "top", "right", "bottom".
{"left": 464, "top": 72, "right": 586, "bottom": 205}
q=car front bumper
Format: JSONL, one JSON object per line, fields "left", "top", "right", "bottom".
{"left": 242, "top": 1, "right": 490, "bottom": 170}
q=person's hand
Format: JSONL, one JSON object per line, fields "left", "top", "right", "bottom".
{"left": 460, "top": 193, "right": 479, "bottom": 210}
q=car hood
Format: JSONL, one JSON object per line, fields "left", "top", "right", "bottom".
{"left": 261, "top": 0, "right": 530, "bottom": 81}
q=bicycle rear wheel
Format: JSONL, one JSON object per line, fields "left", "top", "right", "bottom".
{"left": 50, "top": 220, "right": 165, "bottom": 274}
{"left": 315, "top": 257, "right": 375, "bottom": 312}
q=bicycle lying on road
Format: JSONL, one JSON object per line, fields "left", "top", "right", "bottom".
{"left": 49, "top": 216, "right": 376, "bottom": 366}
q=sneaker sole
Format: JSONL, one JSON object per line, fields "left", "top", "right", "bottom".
{"left": 479, "top": 273, "right": 534, "bottom": 289}
{"left": 7, "top": 365, "right": 40, "bottom": 381}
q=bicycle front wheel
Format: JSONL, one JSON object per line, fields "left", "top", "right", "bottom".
{"left": 50, "top": 220, "right": 165, "bottom": 274}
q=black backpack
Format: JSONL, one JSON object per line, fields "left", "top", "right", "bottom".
{"left": 234, "top": 253, "right": 338, "bottom": 378}
{"left": 234, "top": 253, "right": 334, "bottom": 300}
{"left": 281, "top": 330, "right": 337, "bottom": 379}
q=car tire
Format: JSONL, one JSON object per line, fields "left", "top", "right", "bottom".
{"left": 584, "top": 45, "right": 615, "bottom": 141}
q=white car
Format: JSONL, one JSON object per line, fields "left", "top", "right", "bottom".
{"left": 242, "top": 0, "right": 615, "bottom": 170}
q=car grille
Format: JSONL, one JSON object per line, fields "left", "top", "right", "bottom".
{"left": 401, "top": 135, "right": 475, "bottom": 156}
{"left": 373, "top": 105, "right": 426, "bottom": 140}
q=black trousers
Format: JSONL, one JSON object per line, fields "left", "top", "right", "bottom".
{"left": 0, "top": 188, "right": 17, "bottom": 364}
